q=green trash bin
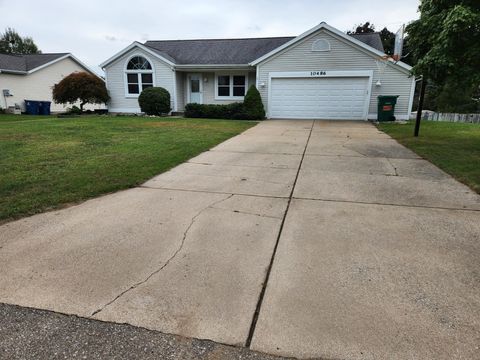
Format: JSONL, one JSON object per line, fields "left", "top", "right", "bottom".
{"left": 377, "top": 95, "right": 399, "bottom": 122}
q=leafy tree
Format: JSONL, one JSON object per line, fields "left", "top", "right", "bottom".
{"left": 348, "top": 22, "right": 398, "bottom": 56}
{"left": 138, "top": 87, "right": 171, "bottom": 115}
{"left": 347, "top": 22, "right": 375, "bottom": 34}
{"left": 0, "top": 27, "right": 40, "bottom": 54}
{"left": 52, "top": 72, "right": 109, "bottom": 112}
{"left": 407, "top": 0, "right": 480, "bottom": 112}
{"left": 379, "top": 27, "right": 395, "bottom": 55}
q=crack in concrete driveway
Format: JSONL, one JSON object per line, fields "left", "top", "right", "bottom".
{"left": 0, "top": 120, "right": 479, "bottom": 360}
{"left": 91, "top": 194, "right": 234, "bottom": 317}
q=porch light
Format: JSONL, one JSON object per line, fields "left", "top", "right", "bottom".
{"left": 204, "top": 77, "right": 208, "bottom": 82}
{"left": 260, "top": 82, "right": 266, "bottom": 87}
{"left": 376, "top": 80, "right": 382, "bottom": 87}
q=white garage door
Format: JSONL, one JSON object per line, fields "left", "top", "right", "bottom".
{"left": 270, "top": 77, "right": 370, "bottom": 120}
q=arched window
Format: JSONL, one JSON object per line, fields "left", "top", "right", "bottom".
{"left": 312, "top": 39, "right": 331, "bottom": 52}
{"left": 127, "top": 56, "right": 152, "bottom": 70}
{"left": 125, "top": 55, "right": 154, "bottom": 96}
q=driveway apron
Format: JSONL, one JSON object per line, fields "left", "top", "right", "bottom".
{"left": 0, "top": 120, "right": 479, "bottom": 359}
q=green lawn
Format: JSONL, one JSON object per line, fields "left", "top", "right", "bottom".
{"left": 0, "top": 115, "right": 255, "bottom": 222}
{"left": 378, "top": 121, "right": 480, "bottom": 193}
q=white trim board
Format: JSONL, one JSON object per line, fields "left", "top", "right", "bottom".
{"left": 267, "top": 70, "right": 373, "bottom": 120}
{"left": 249, "top": 22, "right": 412, "bottom": 73}
{"left": 175, "top": 64, "right": 251, "bottom": 70}
{"left": 100, "top": 42, "right": 175, "bottom": 69}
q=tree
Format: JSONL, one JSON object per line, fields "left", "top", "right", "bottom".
{"left": 52, "top": 72, "right": 109, "bottom": 112}
{"left": 0, "top": 28, "right": 40, "bottom": 54}
{"left": 407, "top": 0, "right": 480, "bottom": 112}
{"left": 379, "top": 27, "right": 395, "bottom": 55}
{"left": 348, "top": 22, "right": 397, "bottom": 56}
{"left": 347, "top": 22, "right": 375, "bottom": 34}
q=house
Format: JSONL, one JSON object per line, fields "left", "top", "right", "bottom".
{"left": 0, "top": 53, "right": 103, "bottom": 113}
{"left": 101, "top": 22, "right": 414, "bottom": 120}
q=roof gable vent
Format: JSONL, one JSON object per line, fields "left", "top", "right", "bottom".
{"left": 312, "top": 39, "right": 330, "bottom": 52}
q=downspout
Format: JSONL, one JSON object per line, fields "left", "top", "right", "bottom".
{"left": 172, "top": 67, "right": 177, "bottom": 112}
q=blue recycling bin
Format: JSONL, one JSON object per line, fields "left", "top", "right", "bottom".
{"left": 25, "top": 100, "right": 40, "bottom": 115}
{"left": 39, "top": 101, "right": 51, "bottom": 115}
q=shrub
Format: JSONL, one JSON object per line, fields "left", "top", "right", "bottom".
{"left": 138, "top": 87, "right": 171, "bottom": 115}
{"left": 243, "top": 85, "right": 265, "bottom": 120}
{"left": 184, "top": 86, "right": 265, "bottom": 120}
{"left": 184, "top": 102, "right": 244, "bottom": 119}
{"left": 67, "top": 105, "right": 82, "bottom": 114}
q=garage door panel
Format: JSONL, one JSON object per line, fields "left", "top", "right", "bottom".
{"left": 270, "top": 77, "right": 369, "bottom": 120}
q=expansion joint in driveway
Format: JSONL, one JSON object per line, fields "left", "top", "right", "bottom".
{"left": 245, "top": 121, "right": 314, "bottom": 348}
{"left": 90, "top": 194, "right": 234, "bottom": 317}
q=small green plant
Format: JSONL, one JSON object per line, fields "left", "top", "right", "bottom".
{"left": 67, "top": 105, "right": 82, "bottom": 114}
{"left": 138, "top": 87, "right": 171, "bottom": 116}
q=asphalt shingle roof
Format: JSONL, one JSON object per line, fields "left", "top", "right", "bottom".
{"left": 143, "top": 33, "right": 384, "bottom": 65}
{"left": 350, "top": 33, "right": 384, "bottom": 53}
{"left": 144, "top": 37, "right": 294, "bottom": 65}
{"left": 0, "top": 53, "right": 68, "bottom": 73}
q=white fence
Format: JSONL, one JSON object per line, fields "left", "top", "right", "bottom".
{"left": 421, "top": 112, "right": 480, "bottom": 124}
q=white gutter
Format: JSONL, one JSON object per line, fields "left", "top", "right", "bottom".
{"left": 174, "top": 64, "right": 253, "bottom": 70}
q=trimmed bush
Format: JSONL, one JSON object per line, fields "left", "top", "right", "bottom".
{"left": 138, "top": 87, "right": 171, "bottom": 115}
{"left": 243, "top": 85, "right": 265, "bottom": 120}
{"left": 184, "top": 102, "right": 243, "bottom": 119}
{"left": 184, "top": 86, "right": 265, "bottom": 120}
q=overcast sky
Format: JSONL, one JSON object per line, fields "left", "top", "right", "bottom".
{"left": 1, "top": 0, "right": 420, "bottom": 74}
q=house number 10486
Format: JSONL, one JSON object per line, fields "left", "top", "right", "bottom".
{"left": 311, "top": 71, "right": 326, "bottom": 76}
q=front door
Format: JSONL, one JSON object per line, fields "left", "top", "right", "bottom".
{"left": 189, "top": 74, "right": 202, "bottom": 104}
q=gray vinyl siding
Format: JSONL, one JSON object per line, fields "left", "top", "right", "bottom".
{"left": 257, "top": 29, "right": 413, "bottom": 119}
{"left": 105, "top": 48, "right": 175, "bottom": 112}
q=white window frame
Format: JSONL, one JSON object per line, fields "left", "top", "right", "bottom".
{"left": 124, "top": 53, "right": 155, "bottom": 98}
{"left": 214, "top": 73, "right": 248, "bottom": 100}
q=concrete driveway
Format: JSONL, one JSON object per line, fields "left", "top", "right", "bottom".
{"left": 1, "top": 120, "right": 479, "bottom": 359}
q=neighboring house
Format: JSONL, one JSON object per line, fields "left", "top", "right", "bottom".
{"left": 0, "top": 53, "right": 103, "bottom": 112}
{"left": 101, "top": 22, "right": 414, "bottom": 120}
